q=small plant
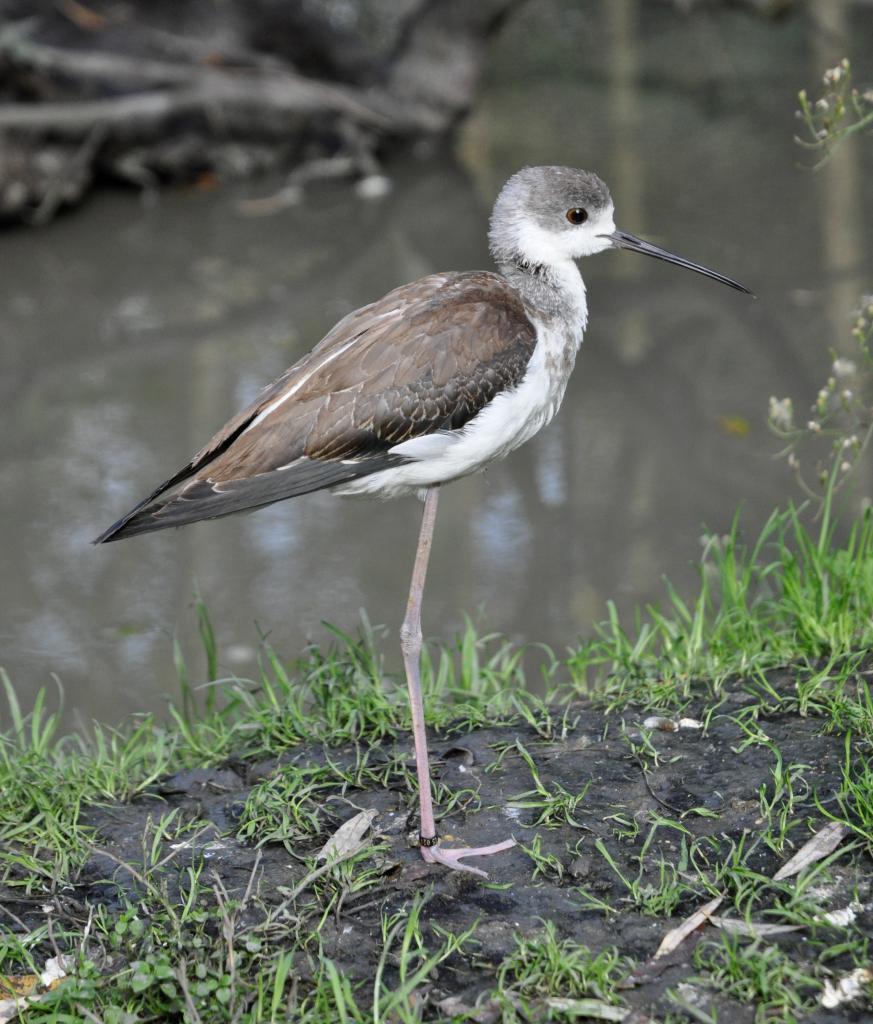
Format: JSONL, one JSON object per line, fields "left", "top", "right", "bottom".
{"left": 237, "top": 764, "right": 334, "bottom": 849}
{"left": 757, "top": 745, "right": 811, "bottom": 855}
{"left": 495, "top": 921, "right": 628, "bottom": 1007}
{"left": 511, "top": 691, "right": 579, "bottom": 741}
{"left": 373, "top": 895, "right": 478, "bottom": 1024}
{"left": 772, "top": 57, "right": 873, "bottom": 516}
{"left": 822, "top": 734, "right": 873, "bottom": 851}
{"left": 506, "top": 740, "right": 591, "bottom": 828}
{"left": 796, "top": 59, "right": 873, "bottom": 166}
{"left": 593, "top": 834, "right": 697, "bottom": 918}
{"left": 768, "top": 297, "right": 873, "bottom": 509}
{"left": 691, "top": 934, "right": 820, "bottom": 1023}
{"left": 518, "top": 833, "right": 565, "bottom": 883}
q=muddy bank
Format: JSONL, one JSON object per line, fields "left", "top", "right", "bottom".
{"left": 4, "top": 679, "right": 871, "bottom": 1021}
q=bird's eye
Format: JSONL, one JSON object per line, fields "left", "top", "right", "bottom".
{"left": 566, "top": 208, "right": 588, "bottom": 225}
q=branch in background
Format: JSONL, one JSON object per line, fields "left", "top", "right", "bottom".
{"left": 0, "top": 0, "right": 523, "bottom": 224}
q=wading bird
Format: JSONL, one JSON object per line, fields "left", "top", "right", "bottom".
{"left": 96, "top": 166, "right": 750, "bottom": 876}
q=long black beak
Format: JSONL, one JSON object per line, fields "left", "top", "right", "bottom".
{"left": 601, "top": 229, "right": 753, "bottom": 295}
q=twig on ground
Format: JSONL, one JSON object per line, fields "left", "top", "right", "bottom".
{"left": 637, "top": 762, "right": 684, "bottom": 816}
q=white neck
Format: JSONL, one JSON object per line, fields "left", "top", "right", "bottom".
{"left": 498, "top": 255, "right": 588, "bottom": 338}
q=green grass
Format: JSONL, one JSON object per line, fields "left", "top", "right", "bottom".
{"left": 494, "top": 920, "right": 629, "bottom": 1019}
{"left": 822, "top": 734, "right": 873, "bottom": 850}
{"left": 689, "top": 934, "right": 821, "bottom": 1023}
{"left": 518, "top": 833, "right": 566, "bottom": 883}
{"left": 2, "top": 498, "right": 873, "bottom": 1019}
{"left": 756, "top": 744, "right": 812, "bottom": 855}
{"left": 588, "top": 826, "right": 703, "bottom": 919}
{"left": 505, "top": 739, "right": 591, "bottom": 828}
{"left": 568, "top": 501, "right": 873, "bottom": 713}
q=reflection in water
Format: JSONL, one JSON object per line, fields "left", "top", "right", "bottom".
{"left": 1, "top": 1, "right": 873, "bottom": 725}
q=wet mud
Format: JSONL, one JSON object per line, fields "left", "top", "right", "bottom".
{"left": 4, "top": 687, "right": 872, "bottom": 1022}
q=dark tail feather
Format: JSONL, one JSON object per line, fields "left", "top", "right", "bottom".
{"left": 93, "top": 501, "right": 179, "bottom": 543}
{"left": 93, "top": 454, "right": 402, "bottom": 544}
{"left": 92, "top": 460, "right": 202, "bottom": 544}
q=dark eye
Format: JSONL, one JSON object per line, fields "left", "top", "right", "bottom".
{"left": 566, "top": 208, "right": 588, "bottom": 225}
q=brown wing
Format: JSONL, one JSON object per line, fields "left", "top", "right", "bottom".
{"left": 94, "top": 271, "right": 537, "bottom": 542}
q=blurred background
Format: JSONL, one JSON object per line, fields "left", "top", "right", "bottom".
{"left": 1, "top": 0, "right": 872, "bottom": 726}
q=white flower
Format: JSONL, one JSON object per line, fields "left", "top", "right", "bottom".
{"left": 832, "top": 357, "right": 856, "bottom": 377}
{"left": 768, "top": 396, "right": 793, "bottom": 430}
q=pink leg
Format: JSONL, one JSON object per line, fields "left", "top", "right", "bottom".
{"left": 400, "top": 485, "right": 515, "bottom": 879}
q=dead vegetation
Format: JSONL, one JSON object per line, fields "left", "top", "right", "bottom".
{"left": 0, "top": 0, "right": 522, "bottom": 223}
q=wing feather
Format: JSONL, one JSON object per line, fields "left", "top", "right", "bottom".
{"left": 95, "top": 271, "right": 536, "bottom": 542}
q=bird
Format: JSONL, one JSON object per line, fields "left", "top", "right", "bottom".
{"left": 95, "top": 165, "right": 750, "bottom": 877}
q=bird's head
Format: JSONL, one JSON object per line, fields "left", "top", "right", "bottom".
{"left": 489, "top": 166, "right": 615, "bottom": 265}
{"left": 489, "top": 165, "right": 751, "bottom": 294}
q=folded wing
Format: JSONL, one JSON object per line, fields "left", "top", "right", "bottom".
{"left": 94, "top": 271, "right": 537, "bottom": 542}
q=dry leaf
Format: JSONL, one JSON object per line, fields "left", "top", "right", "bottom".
{"left": 542, "top": 998, "right": 628, "bottom": 1020}
{"left": 435, "top": 995, "right": 501, "bottom": 1023}
{"left": 628, "top": 823, "right": 846, "bottom": 981}
{"left": 654, "top": 895, "right": 723, "bottom": 959}
{"left": 317, "top": 809, "right": 378, "bottom": 862}
{"left": 0, "top": 996, "right": 29, "bottom": 1024}
{"left": 772, "top": 821, "right": 850, "bottom": 881}
{"left": 711, "top": 917, "right": 802, "bottom": 938}
{"left": 0, "top": 956, "right": 73, "bottom": 1022}
{"left": 0, "top": 977, "right": 39, "bottom": 1001}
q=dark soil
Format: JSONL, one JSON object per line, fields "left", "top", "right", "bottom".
{"left": 5, "top": 688, "right": 872, "bottom": 1022}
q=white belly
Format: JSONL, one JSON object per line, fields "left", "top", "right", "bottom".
{"left": 336, "top": 316, "right": 584, "bottom": 499}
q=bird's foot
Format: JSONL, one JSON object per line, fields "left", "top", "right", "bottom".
{"left": 419, "top": 836, "right": 516, "bottom": 878}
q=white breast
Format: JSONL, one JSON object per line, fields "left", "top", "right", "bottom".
{"left": 338, "top": 272, "right": 588, "bottom": 499}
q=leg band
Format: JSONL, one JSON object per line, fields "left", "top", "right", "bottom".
{"left": 419, "top": 833, "right": 439, "bottom": 848}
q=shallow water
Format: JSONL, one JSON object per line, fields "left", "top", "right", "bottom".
{"left": 2, "top": 0, "right": 872, "bottom": 725}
